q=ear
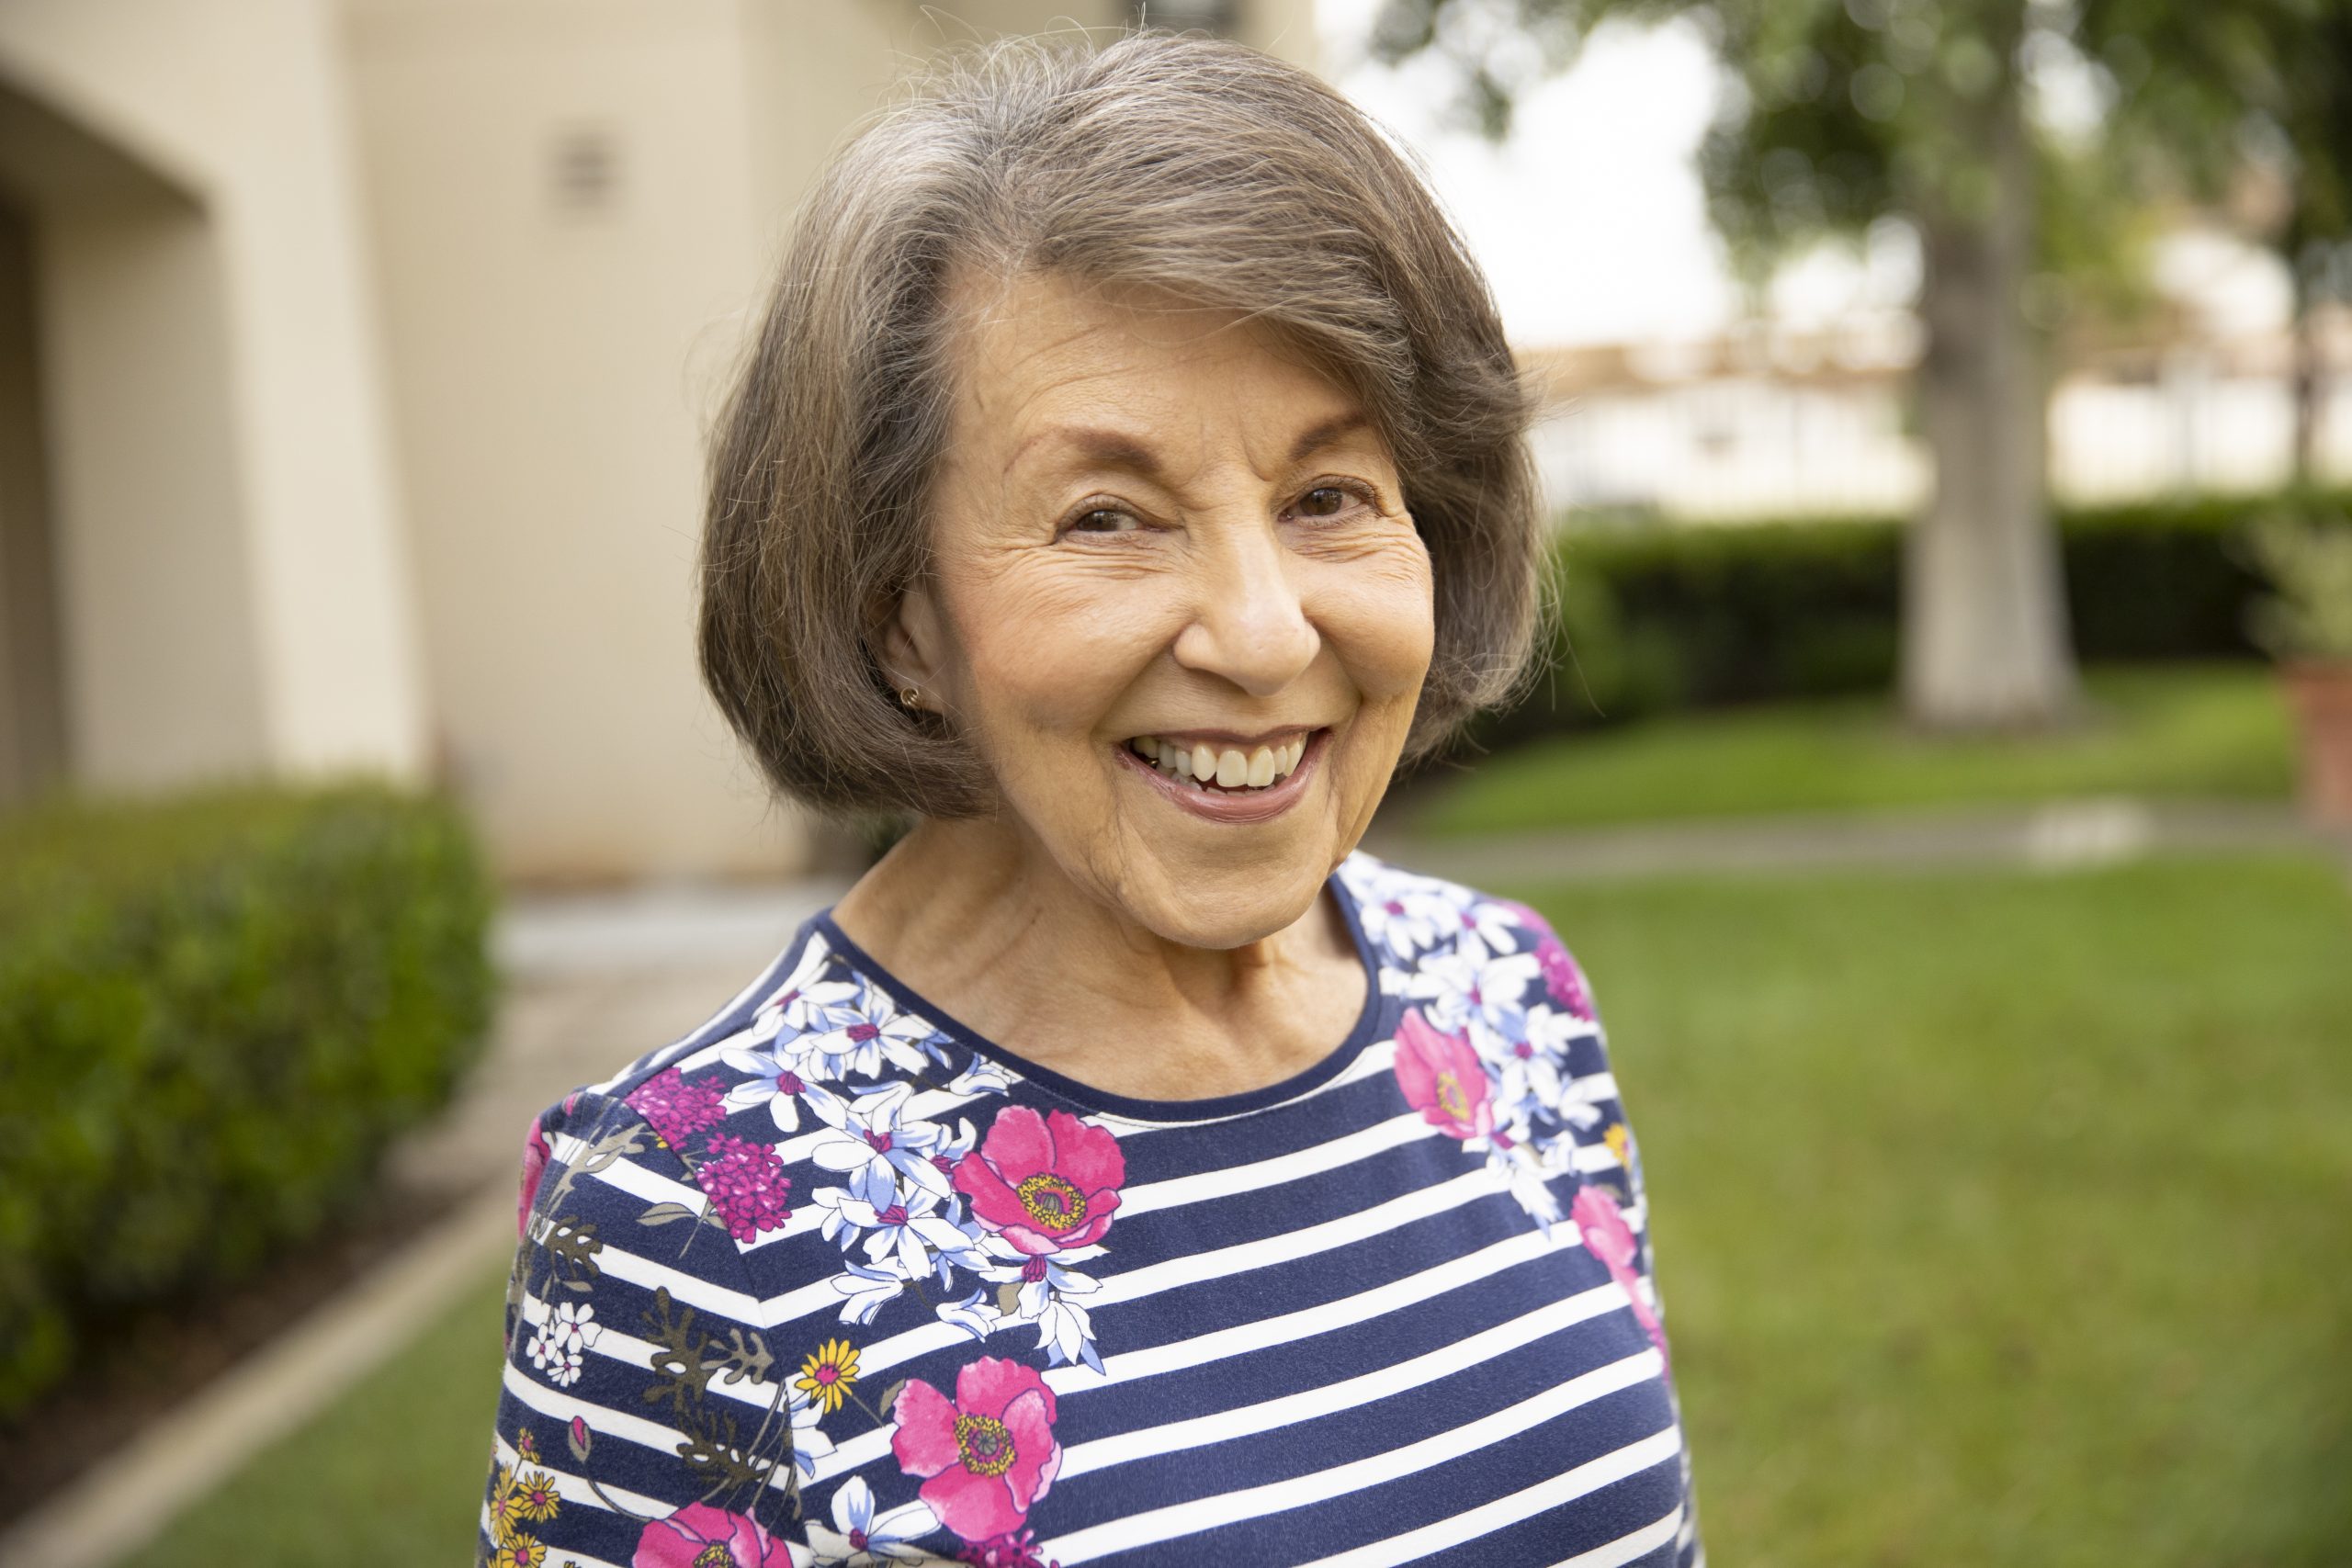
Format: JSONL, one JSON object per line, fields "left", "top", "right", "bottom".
{"left": 876, "top": 578, "right": 951, "bottom": 708}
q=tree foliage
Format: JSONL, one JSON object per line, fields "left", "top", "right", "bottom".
{"left": 1370, "top": 0, "right": 2340, "bottom": 335}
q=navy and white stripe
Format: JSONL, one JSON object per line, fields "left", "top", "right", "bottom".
{"left": 479, "top": 852, "right": 1702, "bottom": 1567}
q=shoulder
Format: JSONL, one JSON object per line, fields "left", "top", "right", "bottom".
{"left": 1337, "top": 849, "right": 1600, "bottom": 1022}
{"left": 514, "top": 917, "right": 1012, "bottom": 1266}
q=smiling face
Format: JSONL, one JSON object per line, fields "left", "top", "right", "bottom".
{"left": 884, "top": 270, "right": 1436, "bottom": 950}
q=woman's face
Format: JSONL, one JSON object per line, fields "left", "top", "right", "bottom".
{"left": 890, "top": 270, "right": 1435, "bottom": 949}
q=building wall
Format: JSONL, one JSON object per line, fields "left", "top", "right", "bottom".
{"left": 0, "top": 0, "right": 426, "bottom": 792}
{"left": 345, "top": 0, "right": 805, "bottom": 883}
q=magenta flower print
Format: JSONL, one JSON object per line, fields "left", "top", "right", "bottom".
{"left": 954, "top": 1106, "right": 1125, "bottom": 1258}
{"left": 958, "top": 1528, "right": 1057, "bottom": 1568}
{"left": 627, "top": 1066, "right": 729, "bottom": 1149}
{"left": 516, "top": 1118, "right": 553, "bottom": 1240}
{"left": 891, "top": 1356, "right": 1063, "bottom": 1545}
{"left": 1534, "top": 935, "right": 1594, "bottom": 1020}
{"left": 1570, "top": 1182, "right": 1668, "bottom": 1374}
{"left": 1394, "top": 1009, "right": 1497, "bottom": 1143}
{"left": 633, "top": 1500, "right": 808, "bottom": 1568}
{"left": 694, "top": 1134, "right": 794, "bottom": 1243}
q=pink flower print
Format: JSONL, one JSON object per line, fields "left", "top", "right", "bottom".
{"left": 1535, "top": 935, "right": 1594, "bottom": 1021}
{"left": 633, "top": 1501, "right": 808, "bottom": 1568}
{"left": 627, "top": 1066, "right": 729, "bottom": 1149}
{"left": 892, "top": 1356, "right": 1063, "bottom": 1544}
{"left": 516, "top": 1118, "right": 553, "bottom": 1240}
{"left": 1570, "top": 1182, "right": 1668, "bottom": 1375}
{"left": 958, "top": 1528, "right": 1058, "bottom": 1568}
{"left": 1394, "top": 1009, "right": 1497, "bottom": 1143}
{"left": 694, "top": 1134, "right": 794, "bottom": 1243}
{"left": 954, "top": 1106, "right": 1125, "bottom": 1258}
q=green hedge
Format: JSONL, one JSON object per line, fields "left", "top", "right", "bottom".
{"left": 1475, "top": 488, "right": 2350, "bottom": 750}
{"left": 0, "top": 782, "right": 496, "bottom": 1419}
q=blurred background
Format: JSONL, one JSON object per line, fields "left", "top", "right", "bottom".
{"left": 0, "top": 0, "right": 2346, "bottom": 1563}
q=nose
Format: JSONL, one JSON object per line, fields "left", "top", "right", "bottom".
{"left": 1170, "top": 518, "right": 1320, "bottom": 697}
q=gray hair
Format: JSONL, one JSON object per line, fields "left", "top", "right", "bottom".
{"left": 699, "top": 28, "right": 1544, "bottom": 818}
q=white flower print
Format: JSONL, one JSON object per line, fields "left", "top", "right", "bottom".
{"left": 808, "top": 1476, "right": 936, "bottom": 1565}
{"left": 719, "top": 1039, "right": 846, "bottom": 1134}
{"left": 548, "top": 1300, "right": 601, "bottom": 1355}
{"left": 525, "top": 1322, "right": 584, "bottom": 1388}
{"left": 976, "top": 1247, "right": 1107, "bottom": 1371}
{"left": 807, "top": 1177, "right": 987, "bottom": 1289}
{"left": 743, "top": 941, "right": 865, "bottom": 1047}
{"left": 1406, "top": 944, "right": 1542, "bottom": 1045}
{"left": 797, "top": 981, "right": 951, "bottom": 1081}
{"left": 1351, "top": 880, "right": 1459, "bottom": 963}
{"left": 1450, "top": 897, "right": 1527, "bottom": 965}
{"left": 782, "top": 1383, "right": 838, "bottom": 1485}
{"left": 805, "top": 1082, "right": 955, "bottom": 1208}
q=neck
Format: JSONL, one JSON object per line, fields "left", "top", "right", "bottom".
{"left": 830, "top": 816, "right": 1365, "bottom": 1102}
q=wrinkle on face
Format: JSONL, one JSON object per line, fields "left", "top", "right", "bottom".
{"left": 842, "top": 265, "right": 1436, "bottom": 1098}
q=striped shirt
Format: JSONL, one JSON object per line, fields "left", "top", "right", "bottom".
{"left": 480, "top": 851, "right": 1702, "bottom": 1567}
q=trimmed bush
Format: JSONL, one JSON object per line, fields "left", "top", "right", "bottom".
{"left": 0, "top": 782, "right": 495, "bottom": 1419}
{"left": 1472, "top": 488, "right": 2352, "bottom": 750}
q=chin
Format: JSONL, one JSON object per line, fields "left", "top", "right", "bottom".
{"left": 1110, "top": 850, "right": 1338, "bottom": 951}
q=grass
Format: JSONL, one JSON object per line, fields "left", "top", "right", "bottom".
{"left": 1413, "top": 660, "right": 2297, "bottom": 835}
{"left": 118, "top": 1259, "right": 508, "bottom": 1566}
{"left": 1515, "top": 852, "right": 2352, "bottom": 1567}
{"left": 128, "top": 849, "right": 2352, "bottom": 1566}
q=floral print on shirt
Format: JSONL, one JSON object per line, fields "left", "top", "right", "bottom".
{"left": 484, "top": 856, "right": 1674, "bottom": 1567}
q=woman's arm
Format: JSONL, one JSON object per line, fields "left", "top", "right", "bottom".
{"left": 481, "top": 1089, "right": 814, "bottom": 1568}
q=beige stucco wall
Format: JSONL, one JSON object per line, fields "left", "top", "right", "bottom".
{"left": 0, "top": 0, "right": 428, "bottom": 789}
{"left": 345, "top": 0, "right": 805, "bottom": 883}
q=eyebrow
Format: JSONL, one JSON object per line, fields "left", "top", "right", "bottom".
{"left": 1001, "top": 410, "right": 1380, "bottom": 480}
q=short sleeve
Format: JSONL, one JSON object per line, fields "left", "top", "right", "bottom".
{"left": 1503, "top": 896, "right": 1706, "bottom": 1565}
{"left": 479, "top": 1089, "right": 814, "bottom": 1568}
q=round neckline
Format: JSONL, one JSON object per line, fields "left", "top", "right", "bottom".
{"left": 811, "top": 861, "right": 1387, "bottom": 1124}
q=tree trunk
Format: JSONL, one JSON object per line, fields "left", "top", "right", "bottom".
{"left": 1900, "top": 73, "right": 2081, "bottom": 730}
{"left": 2290, "top": 242, "right": 2320, "bottom": 485}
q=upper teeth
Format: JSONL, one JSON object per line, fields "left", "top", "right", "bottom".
{"left": 1128, "top": 734, "right": 1309, "bottom": 789}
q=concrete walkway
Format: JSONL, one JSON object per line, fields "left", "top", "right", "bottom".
{"left": 0, "top": 875, "right": 848, "bottom": 1568}
{"left": 1369, "top": 797, "right": 2348, "bottom": 887}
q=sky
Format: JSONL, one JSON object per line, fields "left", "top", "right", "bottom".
{"left": 1311, "top": 0, "right": 2290, "bottom": 351}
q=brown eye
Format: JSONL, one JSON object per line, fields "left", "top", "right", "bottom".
{"left": 1069, "top": 508, "right": 1136, "bottom": 534}
{"left": 1297, "top": 486, "right": 1355, "bottom": 518}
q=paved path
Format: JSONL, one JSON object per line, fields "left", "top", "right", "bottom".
{"left": 1369, "top": 797, "right": 2348, "bottom": 887}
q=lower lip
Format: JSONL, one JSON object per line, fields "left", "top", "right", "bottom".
{"left": 1114, "top": 731, "right": 1327, "bottom": 824}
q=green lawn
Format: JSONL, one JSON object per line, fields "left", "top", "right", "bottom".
{"left": 1517, "top": 853, "right": 2352, "bottom": 1567}
{"left": 1413, "top": 660, "right": 2296, "bottom": 835}
{"left": 119, "top": 1260, "right": 508, "bottom": 1566}
{"left": 132, "top": 850, "right": 2352, "bottom": 1566}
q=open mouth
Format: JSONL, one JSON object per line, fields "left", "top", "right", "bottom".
{"left": 1125, "top": 732, "right": 1311, "bottom": 794}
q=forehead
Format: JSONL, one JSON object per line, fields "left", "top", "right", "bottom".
{"left": 940, "top": 269, "right": 1374, "bottom": 465}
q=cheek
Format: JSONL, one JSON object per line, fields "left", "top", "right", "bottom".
{"left": 1316, "top": 542, "right": 1436, "bottom": 703}
{"left": 950, "top": 566, "right": 1168, "bottom": 746}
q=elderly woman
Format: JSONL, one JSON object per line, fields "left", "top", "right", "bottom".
{"left": 482, "top": 30, "right": 1699, "bottom": 1568}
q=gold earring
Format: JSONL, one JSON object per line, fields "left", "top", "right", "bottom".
{"left": 899, "top": 686, "right": 921, "bottom": 710}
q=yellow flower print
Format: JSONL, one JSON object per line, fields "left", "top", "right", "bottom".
{"left": 515, "top": 1428, "right": 540, "bottom": 1465}
{"left": 489, "top": 1535, "right": 546, "bottom": 1568}
{"left": 512, "top": 1467, "right": 561, "bottom": 1523}
{"left": 796, "top": 1337, "right": 861, "bottom": 1415}
{"left": 1603, "top": 1122, "right": 1632, "bottom": 1168}
{"left": 488, "top": 1463, "right": 524, "bottom": 1546}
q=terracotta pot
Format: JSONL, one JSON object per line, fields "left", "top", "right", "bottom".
{"left": 2279, "top": 660, "right": 2352, "bottom": 829}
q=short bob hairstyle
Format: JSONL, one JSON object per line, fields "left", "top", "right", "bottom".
{"left": 699, "top": 28, "right": 1544, "bottom": 820}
